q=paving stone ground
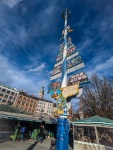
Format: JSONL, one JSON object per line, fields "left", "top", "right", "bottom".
{"left": 0, "top": 138, "right": 54, "bottom": 150}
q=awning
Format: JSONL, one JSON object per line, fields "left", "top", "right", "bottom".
{"left": 0, "top": 111, "right": 57, "bottom": 124}
{"left": 72, "top": 115, "right": 113, "bottom": 127}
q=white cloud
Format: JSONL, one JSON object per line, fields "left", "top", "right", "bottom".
{"left": 78, "top": 38, "right": 93, "bottom": 53}
{"left": 4, "top": 0, "right": 23, "bottom": 8}
{"left": 28, "top": 63, "right": 46, "bottom": 73}
{"left": 0, "top": 54, "right": 51, "bottom": 100}
{"left": 87, "top": 56, "right": 113, "bottom": 77}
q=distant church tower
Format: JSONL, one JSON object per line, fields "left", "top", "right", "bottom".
{"left": 39, "top": 87, "right": 44, "bottom": 99}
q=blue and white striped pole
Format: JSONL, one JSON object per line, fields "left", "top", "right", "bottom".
{"left": 61, "top": 9, "right": 70, "bottom": 88}
{"left": 56, "top": 9, "right": 70, "bottom": 150}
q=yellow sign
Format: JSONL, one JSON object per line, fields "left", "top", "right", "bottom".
{"left": 54, "top": 110, "right": 64, "bottom": 115}
{"left": 61, "top": 84, "right": 79, "bottom": 98}
{"left": 58, "top": 110, "right": 64, "bottom": 115}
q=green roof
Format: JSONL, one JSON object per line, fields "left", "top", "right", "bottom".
{"left": 0, "top": 111, "right": 57, "bottom": 124}
{"left": 72, "top": 115, "right": 113, "bottom": 127}
{"left": 0, "top": 105, "right": 29, "bottom": 114}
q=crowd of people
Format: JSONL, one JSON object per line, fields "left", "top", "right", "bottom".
{"left": 14, "top": 121, "right": 55, "bottom": 143}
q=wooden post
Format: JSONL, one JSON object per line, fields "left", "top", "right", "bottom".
{"left": 94, "top": 126, "right": 100, "bottom": 150}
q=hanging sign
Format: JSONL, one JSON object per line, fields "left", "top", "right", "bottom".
{"left": 68, "top": 72, "right": 88, "bottom": 85}
{"left": 67, "top": 46, "right": 76, "bottom": 56}
{"left": 51, "top": 65, "right": 62, "bottom": 76}
{"left": 56, "top": 54, "right": 63, "bottom": 63}
{"left": 50, "top": 72, "right": 62, "bottom": 81}
{"left": 67, "top": 56, "right": 83, "bottom": 69}
{"left": 67, "top": 62, "right": 84, "bottom": 74}
{"left": 49, "top": 82, "right": 61, "bottom": 91}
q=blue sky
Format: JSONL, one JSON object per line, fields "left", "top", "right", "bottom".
{"left": 0, "top": 0, "right": 113, "bottom": 107}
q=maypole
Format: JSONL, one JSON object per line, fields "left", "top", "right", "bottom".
{"left": 61, "top": 9, "right": 70, "bottom": 88}
{"left": 56, "top": 9, "right": 70, "bottom": 150}
{"left": 49, "top": 9, "right": 89, "bottom": 150}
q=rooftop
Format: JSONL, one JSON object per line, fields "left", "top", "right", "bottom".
{"left": 19, "top": 91, "right": 54, "bottom": 103}
{"left": 0, "top": 84, "right": 19, "bottom": 92}
{"left": 0, "top": 104, "right": 29, "bottom": 114}
{"left": 0, "top": 111, "right": 57, "bottom": 124}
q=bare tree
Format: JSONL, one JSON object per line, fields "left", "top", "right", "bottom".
{"left": 81, "top": 74, "right": 113, "bottom": 119}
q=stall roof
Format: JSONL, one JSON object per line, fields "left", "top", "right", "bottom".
{"left": 0, "top": 111, "right": 57, "bottom": 124}
{"left": 0, "top": 104, "right": 29, "bottom": 114}
{"left": 72, "top": 115, "right": 113, "bottom": 127}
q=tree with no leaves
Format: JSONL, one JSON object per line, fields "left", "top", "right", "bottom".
{"left": 81, "top": 74, "right": 113, "bottom": 119}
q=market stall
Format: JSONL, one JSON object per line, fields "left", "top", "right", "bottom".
{"left": 72, "top": 115, "right": 113, "bottom": 150}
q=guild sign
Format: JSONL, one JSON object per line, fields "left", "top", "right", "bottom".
{"left": 68, "top": 72, "right": 88, "bottom": 86}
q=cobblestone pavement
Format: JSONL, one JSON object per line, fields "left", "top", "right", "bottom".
{"left": 0, "top": 138, "right": 54, "bottom": 150}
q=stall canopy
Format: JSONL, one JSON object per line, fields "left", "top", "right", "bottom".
{"left": 0, "top": 111, "right": 57, "bottom": 124}
{"left": 72, "top": 115, "right": 113, "bottom": 127}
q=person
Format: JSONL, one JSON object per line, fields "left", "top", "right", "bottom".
{"left": 37, "top": 125, "right": 44, "bottom": 143}
{"left": 15, "top": 122, "right": 22, "bottom": 141}
{"left": 18, "top": 126, "right": 27, "bottom": 141}
{"left": 43, "top": 127, "right": 48, "bottom": 139}
{"left": 69, "top": 127, "right": 74, "bottom": 150}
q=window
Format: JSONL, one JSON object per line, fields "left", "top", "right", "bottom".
{"left": 24, "top": 97, "right": 26, "bottom": 100}
{"left": 7, "top": 91, "right": 10, "bottom": 94}
{"left": 4, "top": 95, "right": 8, "bottom": 98}
{"left": 2, "top": 89, "right": 6, "bottom": 92}
{"left": 9, "top": 96, "right": 13, "bottom": 99}
{"left": 0, "top": 93, "right": 3, "bottom": 96}
{"left": 7, "top": 100, "right": 11, "bottom": 103}
{"left": 17, "top": 101, "right": 20, "bottom": 104}
{"left": 22, "top": 102, "right": 25, "bottom": 105}
{"left": 11, "top": 92, "right": 14, "bottom": 95}
{"left": 19, "top": 96, "right": 22, "bottom": 99}
{"left": 2, "top": 99, "right": 6, "bottom": 102}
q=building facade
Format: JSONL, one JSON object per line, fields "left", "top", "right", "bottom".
{"left": 36, "top": 99, "right": 54, "bottom": 116}
{"left": 14, "top": 91, "right": 38, "bottom": 114}
{"left": 0, "top": 85, "right": 19, "bottom": 105}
